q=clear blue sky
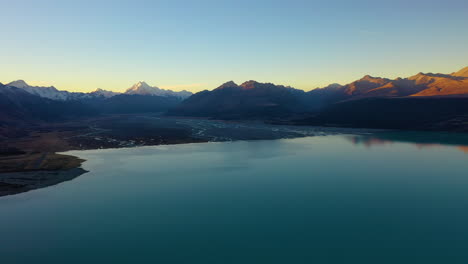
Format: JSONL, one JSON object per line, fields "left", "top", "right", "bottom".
{"left": 1, "top": 0, "right": 467, "bottom": 92}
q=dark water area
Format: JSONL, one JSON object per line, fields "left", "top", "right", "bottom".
{"left": 1, "top": 133, "right": 468, "bottom": 263}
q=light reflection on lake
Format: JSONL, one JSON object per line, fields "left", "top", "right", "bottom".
{"left": 0, "top": 133, "right": 468, "bottom": 264}
{"left": 348, "top": 131, "right": 468, "bottom": 154}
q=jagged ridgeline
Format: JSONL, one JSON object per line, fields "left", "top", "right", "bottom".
{"left": 0, "top": 81, "right": 193, "bottom": 123}
{"left": 1, "top": 66, "right": 468, "bottom": 131}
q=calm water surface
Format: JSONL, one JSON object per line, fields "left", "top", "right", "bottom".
{"left": 1, "top": 134, "right": 468, "bottom": 263}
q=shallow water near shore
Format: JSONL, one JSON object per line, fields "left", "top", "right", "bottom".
{"left": 1, "top": 134, "right": 468, "bottom": 263}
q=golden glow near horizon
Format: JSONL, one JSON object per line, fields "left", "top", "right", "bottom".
{"left": 2, "top": 65, "right": 467, "bottom": 93}
{"left": 1, "top": 1, "right": 467, "bottom": 93}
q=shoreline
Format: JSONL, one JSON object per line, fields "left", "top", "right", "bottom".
{"left": 0, "top": 115, "right": 389, "bottom": 197}
{"left": 0, "top": 124, "right": 208, "bottom": 197}
{"left": 0, "top": 168, "right": 88, "bottom": 197}
{"left": 3, "top": 127, "right": 467, "bottom": 198}
{"left": 0, "top": 152, "right": 89, "bottom": 197}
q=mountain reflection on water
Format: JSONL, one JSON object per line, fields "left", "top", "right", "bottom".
{"left": 348, "top": 131, "right": 468, "bottom": 154}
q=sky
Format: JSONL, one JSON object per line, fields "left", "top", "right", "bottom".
{"left": 1, "top": 0, "right": 467, "bottom": 93}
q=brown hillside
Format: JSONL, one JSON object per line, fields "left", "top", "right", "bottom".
{"left": 452, "top": 66, "right": 468, "bottom": 77}
{"left": 410, "top": 73, "right": 468, "bottom": 96}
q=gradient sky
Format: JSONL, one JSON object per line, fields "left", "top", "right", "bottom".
{"left": 1, "top": 0, "right": 467, "bottom": 93}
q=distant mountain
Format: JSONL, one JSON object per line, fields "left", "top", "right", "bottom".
{"left": 0, "top": 83, "right": 97, "bottom": 123}
{"left": 6, "top": 80, "right": 91, "bottom": 101}
{"left": 294, "top": 66, "right": 468, "bottom": 131}
{"left": 306, "top": 66, "right": 468, "bottom": 106}
{"left": 305, "top": 83, "right": 345, "bottom": 111}
{"left": 452, "top": 67, "right": 468, "bottom": 77}
{"left": 0, "top": 81, "right": 187, "bottom": 127}
{"left": 125, "top": 81, "right": 192, "bottom": 99}
{"left": 3, "top": 66, "right": 468, "bottom": 132}
{"left": 409, "top": 72, "right": 468, "bottom": 96}
{"left": 343, "top": 75, "right": 391, "bottom": 96}
{"left": 168, "top": 81, "right": 310, "bottom": 119}
{"left": 89, "top": 88, "right": 120, "bottom": 98}
{"left": 5, "top": 80, "right": 192, "bottom": 101}
{"left": 169, "top": 67, "right": 468, "bottom": 120}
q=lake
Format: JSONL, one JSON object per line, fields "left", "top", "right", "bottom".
{"left": 1, "top": 133, "right": 468, "bottom": 263}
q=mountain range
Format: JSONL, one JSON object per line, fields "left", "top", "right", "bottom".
{"left": 0, "top": 84, "right": 97, "bottom": 128}
{"left": 311, "top": 68, "right": 468, "bottom": 99}
{"left": 306, "top": 66, "right": 468, "bottom": 104}
{"left": 168, "top": 80, "right": 311, "bottom": 119}
{"left": 4, "top": 80, "right": 192, "bottom": 101}
{"left": 170, "top": 67, "right": 468, "bottom": 119}
{"left": 125, "top": 81, "right": 192, "bottom": 99}
{"left": 0, "top": 81, "right": 190, "bottom": 126}
{"left": 1, "top": 66, "right": 468, "bottom": 132}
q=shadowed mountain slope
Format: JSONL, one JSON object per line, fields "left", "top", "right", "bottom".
{"left": 0, "top": 84, "right": 96, "bottom": 123}
{"left": 296, "top": 96, "right": 468, "bottom": 132}
{"left": 168, "top": 81, "right": 311, "bottom": 119}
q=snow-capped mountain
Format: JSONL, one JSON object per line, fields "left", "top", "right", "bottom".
{"left": 6, "top": 80, "right": 79, "bottom": 100}
{"left": 6, "top": 80, "right": 192, "bottom": 101}
{"left": 89, "top": 88, "right": 121, "bottom": 98}
{"left": 125, "top": 81, "right": 192, "bottom": 99}
{"left": 6, "top": 80, "right": 122, "bottom": 101}
{"left": 5, "top": 80, "right": 106, "bottom": 101}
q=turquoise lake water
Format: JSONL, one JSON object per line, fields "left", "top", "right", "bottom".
{"left": 1, "top": 134, "right": 468, "bottom": 263}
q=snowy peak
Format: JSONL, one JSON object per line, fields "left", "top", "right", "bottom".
{"left": 134, "top": 81, "right": 152, "bottom": 89}
{"left": 7, "top": 80, "right": 31, "bottom": 89}
{"left": 3, "top": 79, "right": 192, "bottom": 101}
{"left": 126, "top": 81, "right": 160, "bottom": 95}
{"left": 6, "top": 80, "right": 68, "bottom": 100}
{"left": 131, "top": 81, "right": 152, "bottom": 90}
{"left": 5, "top": 80, "right": 119, "bottom": 100}
{"left": 90, "top": 88, "right": 120, "bottom": 98}
{"left": 8, "top": 80, "right": 58, "bottom": 91}
{"left": 125, "top": 81, "right": 192, "bottom": 99}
